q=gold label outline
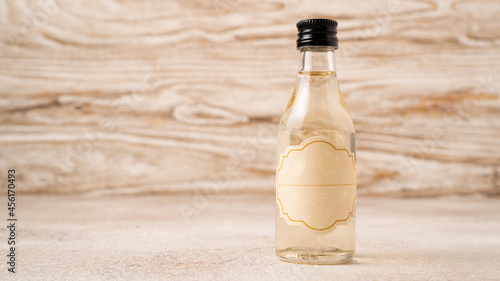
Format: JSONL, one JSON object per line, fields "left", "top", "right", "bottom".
{"left": 276, "top": 137, "right": 356, "bottom": 231}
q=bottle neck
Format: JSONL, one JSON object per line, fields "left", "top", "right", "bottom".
{"left": 299, "top": 46, "right": 336, "bottom": 74}
{"left": 290, "top": 45, "right": 345, "bottom": 120}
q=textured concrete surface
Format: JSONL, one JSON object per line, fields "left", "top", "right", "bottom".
{"left": 1, "top": 195, "right": 499, "bottom": 280}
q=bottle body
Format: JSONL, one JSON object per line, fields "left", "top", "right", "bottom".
{"left": 275, "top": 47, "right": 356, "bottom": 264}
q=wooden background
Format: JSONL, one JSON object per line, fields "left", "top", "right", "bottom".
{"left": 0, "top": 0, "right": 499, "bottom": 196}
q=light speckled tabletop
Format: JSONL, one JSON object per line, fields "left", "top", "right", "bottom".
{"left": 1, "top": 195, "right": 499, "bottom": 280}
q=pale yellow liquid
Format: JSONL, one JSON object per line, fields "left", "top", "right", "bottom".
{"left": 276, "top": 71, "right": 356, "bottom": 264}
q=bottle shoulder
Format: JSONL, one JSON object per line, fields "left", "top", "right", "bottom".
{"left": 279, "top": 98, "right": 354, "bottom": 134}
{"left": 279, "top": 71, "right": 354, "bottom": 135}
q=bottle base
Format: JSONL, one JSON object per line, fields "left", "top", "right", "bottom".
{"left": 276, "top": 247, "right": 354, "bottom": 265}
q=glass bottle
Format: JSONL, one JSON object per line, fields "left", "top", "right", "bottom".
{"left": 276, "top": 19, "right": 356, "bottom": 264}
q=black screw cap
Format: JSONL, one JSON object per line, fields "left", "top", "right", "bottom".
{"left": 296, "top": 19, "right": 338, "bottom": 49}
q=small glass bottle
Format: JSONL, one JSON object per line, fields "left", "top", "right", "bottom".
{"left": 276, "top": 19, "right": 356, "bottom": 264}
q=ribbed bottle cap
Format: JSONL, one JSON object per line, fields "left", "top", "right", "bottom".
{"left": 296, "top": 19, "right": 338, "bottom": 49}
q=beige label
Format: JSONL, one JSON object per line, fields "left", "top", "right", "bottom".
{"left": 276, "top": 136, "right": 356, "bottom": 231}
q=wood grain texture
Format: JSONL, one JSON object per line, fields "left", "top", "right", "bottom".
{"left": 0, "top": 0, "right": 499, "bottom": 195}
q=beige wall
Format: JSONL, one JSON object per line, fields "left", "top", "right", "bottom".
{"left": 0, "top": 0, "right": 499, "bottom": 196}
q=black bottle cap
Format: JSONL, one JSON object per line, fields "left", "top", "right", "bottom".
{"left": 296, "top": 19, "right": 338, "bottom": 49}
